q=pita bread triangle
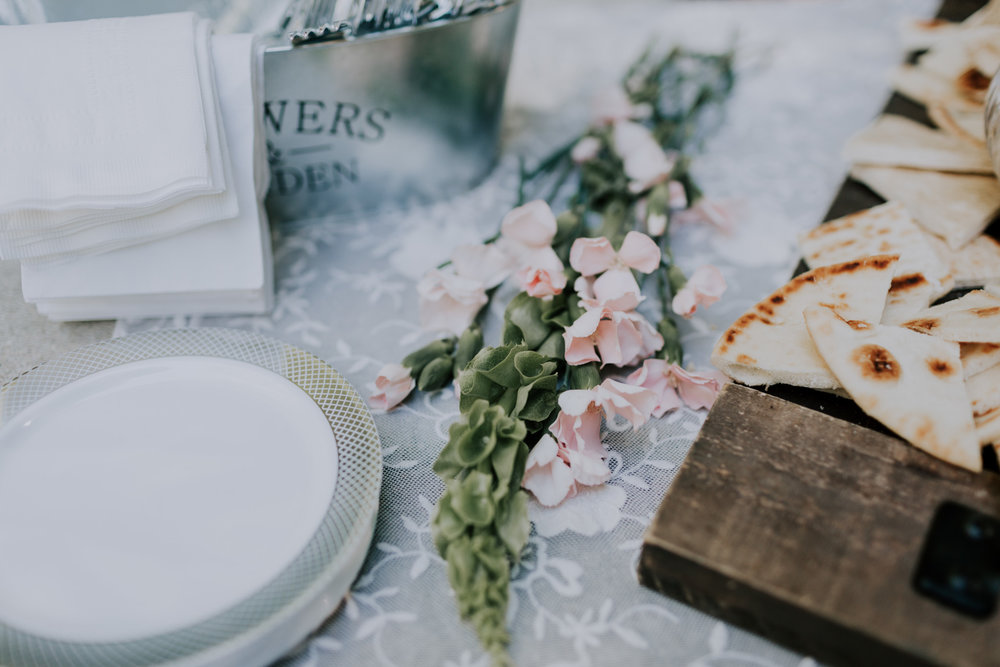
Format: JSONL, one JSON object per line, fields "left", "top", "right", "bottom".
{"left": 962, "top": 342, "right": 1000, "bottom": 378}
{"left": 803, "top": 305, "right": 981, "bottom": 471}
{"left": 844, "top": 115, "right": 993, "bottom": 174}
{"left": 928, "top": 104, "right": 986, "bottom": 145}
{"left": 797, "top": 202, "right": 954, "bottom": 324}
{"left": 899, "top": 18, "right": 965, "bottom": 52}
{"left": 988, "top": 282, "right": 1000, "bottom": 296}
{"left": 925, "top": 232, "right": 1000, "bottom": 288}
{"left": 710, "top": 255, "right": 898, "bottom": 389}
{"left": 967, "top": 362, "right": 1000, "bottom": 446}
{"left": 850, "top": 164, "right": 1000, "bottom": 250}
{"left": 891, "top": 64, "right": 985, "bottom": 112}
{"left": 967, "top": 0, "right": 1000, "bottom": 27}
{"left": 901, "top": 289, "right": 1000, "bottom": 343}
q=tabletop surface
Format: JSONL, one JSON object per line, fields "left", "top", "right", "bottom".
{"left": 0, "top": 0, "right": 941, "bottom": 664}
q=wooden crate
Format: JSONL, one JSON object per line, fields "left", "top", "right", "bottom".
{"left": 639, "top": 384, "right": 1000, "bottom": 667}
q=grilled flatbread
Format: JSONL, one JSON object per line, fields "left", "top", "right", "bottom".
{"left": 962, "top": 342, "right": 1000, "bottom": 378}
{"left": 891, "top": 64, "right": 985, "bottom": 111}
{"left": 987, "top": 282, "right": 1000, "bottom": 296}
{"left": 925, "top": 233, "right": 1000, "bottom": 287}
{"left": 966, "top": 0, "right": 1000, "bottom": 27}
{"left": 797, "top": 202, "right": 953, "bottom": 323}
{"left": 883, "top": 274, "right": 954, "bottom": 325}
{"left": 711, "top": 255, "right": 898, "bottom": 389}
{"left": 850, "top": 164, "right": 1000, "bottom": 250}
{"left": 804, "top": 305, "right": 981, "bottom": 471}
{"left": 900, "top": 18, "right": 966, "bottom": 51}
{"left": 927, "top": 104, "right": 986, "bottom": 145}
{"left": 967, "top": 362, "right": 1000, "bottom": 446}
{"left": 844, "top": 115, "right": 993, "bottom": 174}
{"left": 902, "top": 289, "right": 1000, "bottom": 343}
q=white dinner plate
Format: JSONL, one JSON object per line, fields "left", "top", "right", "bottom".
{"left": 0, "top": 329, "right": 382, "bottom": 667}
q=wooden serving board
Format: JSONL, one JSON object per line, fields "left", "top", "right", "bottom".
{"left": 639, "top": 384, "right": 1000, "bottom": 667}
{"left": 639, "top": 1, "right": 1000, "bottom": 664}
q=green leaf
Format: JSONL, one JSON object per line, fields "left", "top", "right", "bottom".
{"left": 431, "top": 493, "right": 467, "bottom": 553}
{"left": 418, "top": 356, "right": 454, "bottom": 392}
{"left": 489, "top": 440, "right": 528, "bottom": 499}
{"left": 402, "top": 338, "right": 455, "bottom": 377}
{"left": 503, "top": 293, "right": 550, "bottom": 349}
{"left": 453, "top": 324, "right": 484, "bottom": 374}
{"left": 448, "top": 472, "right": 496, "bottom": 527}
{"left": 536, "top": 330, "right": 565, "bottom": 360}
{"left": 494, "top": 491, "right": 530, "bottom": 559}
{"left": 568, "top": 362, "right": 601, "bottom": 390}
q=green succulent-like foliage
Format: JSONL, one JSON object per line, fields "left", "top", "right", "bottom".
{"left": 431, "top": 399, "right": 531, "bottom": 666}
{"left": 454, "top": 324, "right": 485, "bottom": 375}
{"left": 501, "top": 292, "right": 574, "bottom": 360}
{"left": 458, "top": 345, "right": 559, "bottom": 434}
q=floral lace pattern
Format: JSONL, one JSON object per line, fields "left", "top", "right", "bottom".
{"left": 117, "top": 0, "right": 936, "bottom": 664}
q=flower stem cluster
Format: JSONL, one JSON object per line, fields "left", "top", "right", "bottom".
{"left": 371, "top": 44, "right": 739, "bottom": 665}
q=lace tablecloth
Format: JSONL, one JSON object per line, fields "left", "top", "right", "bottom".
{"left": 119, "top": 0, "right": 937, "bottom": 664}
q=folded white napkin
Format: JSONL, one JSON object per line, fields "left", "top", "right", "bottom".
{"left": 0, "top": 14, "right": 242, "bottom": 261}
{"left": 21, "top": 34, "right": 273, "bottom": 320}
{"left": 0, "top": 13, "right": 220, "bottom": 215}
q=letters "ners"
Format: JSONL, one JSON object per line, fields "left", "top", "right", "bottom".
{"left": 264, "top": 100, "right": 391, "bottom": 141}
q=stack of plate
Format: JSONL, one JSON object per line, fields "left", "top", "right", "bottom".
{"left": 0, "top": 329, "right": 381, "bottom": 666}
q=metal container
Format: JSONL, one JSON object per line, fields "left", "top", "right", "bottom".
{"left": 262, "top": 4, "right": 520, "bottom": 221}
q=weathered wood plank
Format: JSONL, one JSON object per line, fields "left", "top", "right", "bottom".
{"left": 639, "top": 384, "right": 1000, "bottom": 667}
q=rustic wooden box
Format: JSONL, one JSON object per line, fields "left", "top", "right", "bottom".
{"left": 639, "top": 384, "right": 1000, "bottom": 667}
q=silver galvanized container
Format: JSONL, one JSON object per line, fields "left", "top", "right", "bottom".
{"left": 261, "top": 3, "right": 521, "bottom": 221}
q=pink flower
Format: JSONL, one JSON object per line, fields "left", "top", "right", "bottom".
{"left": 524, "top": 379, "right": 659, "bottom": 506}
{"left": 563, "top": 307, "right": 663, "bottom": 367}
{"left": 672, "top": 365, "right": 729, "bottom": 410}
{"left": 624, "top": 143, "right": 676, "bottom": 194}
{"left": 500, "top": 200, "right": 557, "bottom": 249}
{"left": 498, "top": 200, "right": 568, "bottom": 296}
{"left": 550, "top": 390, "right": 610, "bottom": 486}
{"left": 570, "top": 232, "right": 660, "bottom": 276}
{"left": 594, "top": 379, "right": 657, "bottom": 430}
{"left": 569, "top": 232, "right": 661, "bottom": 310}
{"left": 417, "top": 268, "right": 488, "bottom": 335}
{"left": 571, "top": 136, "right": 602, "bottom": 163}
{"left": 569, "top": 237, "right": 616, "bottom": 276}
{"left": 369, "top": 363, "right": 415, "bottom": 411}
{"left": 515, "top": 244, "right": 567, "bottom": 298}
{"left": 612, "top": 121, "right": 676, "bottom": 194}
{"left": 591, "top": 86, "right": 651, "bottom": 126}
{"left": 613, "top": 120, "right": 656, "bottom": 156}
{"left": 522, "top": 434, "right": 577, "bottom": 507}
{"left": 626, "top": 359, "right": 728, "bottom": 416}
{"left": 673, "top": 199, "right": 736, "bottom": 234}
{"left": 672, "top": 265, "right": 726, "bottom": 319}
{"left": 518, "top": 265, "right": 567, "bottom": 298}
{"left": 449, "top": 243, "right": 513, "bottom": 288}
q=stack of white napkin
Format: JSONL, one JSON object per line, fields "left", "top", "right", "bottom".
{"left": 0, "top": 13, "right": 272, "bottom": 320}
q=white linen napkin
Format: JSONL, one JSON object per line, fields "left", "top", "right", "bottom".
{"left": 0, "top": 15, "right": 240, "bottom": 261}
{"left": 0, "top": 13, "right": 221, "bottom": 215}
{"left": 21, "top": 34, "right": 273, "bottom": 320}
